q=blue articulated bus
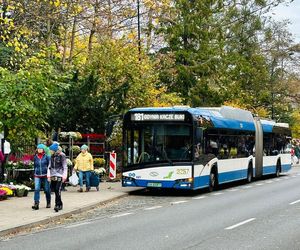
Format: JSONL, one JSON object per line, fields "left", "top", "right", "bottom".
{"left": 122, "top": 106, "right": 292, "bottom": 191}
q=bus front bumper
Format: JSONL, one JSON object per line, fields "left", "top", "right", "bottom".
{"left": 122, "top": 177, "right": 193, "bottom": 189}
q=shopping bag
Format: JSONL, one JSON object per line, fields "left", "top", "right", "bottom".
{"left": 69, "top": 172, "right": 79, "bottom": 186}
{"left": 292, "top": 155, "right": 299, "bottom": 165}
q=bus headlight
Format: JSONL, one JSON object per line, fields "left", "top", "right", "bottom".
{"left": 177, "top": 178, "right": 193, "bottom": 183}
{"left": 175, "top": 178, "right": 193, "bottom": 187}
{"left": 122, "top": 176, "right": 135, "bottom": 186}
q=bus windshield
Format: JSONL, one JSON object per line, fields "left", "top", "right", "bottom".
{"left": 125, "top": 124, "right": 192, "bottom": 166}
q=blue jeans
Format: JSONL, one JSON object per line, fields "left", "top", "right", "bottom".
{"left": 79, "top": 171, "right": 91, "bottom": 188}
{"left": 34, "top": 177, "right": 51, "bottom": 203}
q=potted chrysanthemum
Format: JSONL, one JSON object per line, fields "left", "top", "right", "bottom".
{"left": 0, "top": 186, "right": 13, "bottom": 197}
{"left": 15, "top": 184, "right": 31, "bottom": 197}
{"left": 0, "top": 189, "right": 7, "bottom": 200}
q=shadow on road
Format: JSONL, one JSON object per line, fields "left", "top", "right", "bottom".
{"left": 127, "top": 173, "right": 290, "bottom": 198}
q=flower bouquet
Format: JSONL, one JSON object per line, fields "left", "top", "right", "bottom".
{"left": 72, "top": 145, "right": 81, "bottom": 155}
{"left": 93, "top": 168, "right": 106, "bottom": 182}
{"left": 5, "top": 161, "right": 17, "bottom": 170}
{"left": 0, "top": 186, "right": 13, "bottom": 197}
{"left": 15, "top": 185, "right": 31, "bottom": 197}
{"left": 59, "top": 131, "right": 82, "bottom": 141}
{"left": 5, "top": 160, "right": 34, "bottom": 170}
{"left": 0, "top": 189, "right": 7, "bottom": 201}
{"left": 66, "top": 158, "right": 73, "bottom": 167}
{"left": 93, "top": 168, "right": 106, "bottom": 176}
{"left": 59, "top": 132, "right": 69, "bottom": 141}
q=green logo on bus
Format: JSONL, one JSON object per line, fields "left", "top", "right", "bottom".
{"left": 163, "top": 171, "right": 174, "bottom": 179}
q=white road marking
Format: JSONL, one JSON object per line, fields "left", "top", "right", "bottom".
{"left": 265, "top": 181, "right": 273, "bottom": 184}
{"left": 242, "top": 185, "right": 253, "bottom": 189}
{"left": 192, "top": 196, "right": 207, "bottom": 200}
{"left": 212, "top": 192, "right": 224, "bottom": 196}
{"left": 111, "top": 212, "right": 133, "bottom": 218}
{"left": 228, "top": 188, "right": 239, "bottom": 192}
{"left": 289, "top": 199, "right": 300, "bottom": 205}
{"left": 225, "top": 218, "right": 256, "bottom": 230}
{"left": 171, "top": 200, "right": 188, "bottom": 205}
{"left": 292, "top": 175, "right": 297, "bottom": 178}
{"left": 256, "top": 183, "right": 264, "bottom": 186}
{"left": 283, "top": 177, "right": 290, "bottom": 180}
{"left": 65, "top": 222, "right": 92, "bottom": 229}
{"left": 144, "top": 206, "right": 163, "bottom": 210}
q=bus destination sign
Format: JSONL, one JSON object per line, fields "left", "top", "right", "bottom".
{"left": 131, "top": 113, "right": 185, "bottom": 121}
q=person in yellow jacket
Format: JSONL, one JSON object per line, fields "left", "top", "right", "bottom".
{"left": 74, "top": 144, "right": 94, "bottom": 192}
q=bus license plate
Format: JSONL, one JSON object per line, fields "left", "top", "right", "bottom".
{"left": 147, "top": 182, "right": 162, "bottom": 188}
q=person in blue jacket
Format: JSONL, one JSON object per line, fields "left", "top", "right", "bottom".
{"left": 32, "top": 144, "right": 51, "bottom": 210}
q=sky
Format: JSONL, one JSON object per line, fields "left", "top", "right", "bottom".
{"left": 271, "top": 0, "right": 300, "bottom": 43}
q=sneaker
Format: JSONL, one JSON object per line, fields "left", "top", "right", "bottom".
{"left": 85, "top": 187, "right": 90, "bottom": 192}
{"left": 54, "top": 205, "right": 59, "bottom": 212}
{"left": 77, "top": 188, "right": 83, "bottom": 192}
{"left": 46, "top": 202, "right": 51, "bottom": 208}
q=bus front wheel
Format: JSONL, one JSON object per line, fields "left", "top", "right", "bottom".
{"left": 275, "top": 161, "right": 281, "bottom": 177}
{"left": 209, "top": 169, "right": 218, "bottom": 192}
{"left": 246, "top": 165, "right": 253, "bottom": 183}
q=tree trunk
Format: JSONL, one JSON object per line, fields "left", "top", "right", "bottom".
{"left": 107, "top": 0, "right": 113, "bottom": 38}
{"left": 88, "top": 22, "right": 96, "bottom": 56}
{"left": 62, "top": 26, "right": 68, "bottom": 68}
{"left": 146, "top": 8, "right": 153, "bottom": 53}
{"left": 88, "top": 1, "right": 99, "bottom": 56}
{"left": 46, "top": 18, "right": 51, "bottom": 58}
{"left": 69, "top": 16, "right": 77, "bottom": 65}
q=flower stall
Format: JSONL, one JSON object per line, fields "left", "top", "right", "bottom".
{"left": 59, "top": 131, "right": 105, "bottom": 161}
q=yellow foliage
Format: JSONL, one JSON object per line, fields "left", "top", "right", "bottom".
{"left": 252, "top": 107, "right": 269, "bottom": 118}
{"left": 291, "top": 110, "right": 300, "bottom": 138}
{"left": 223, "top": 100, "right": 248, "bottom": 110}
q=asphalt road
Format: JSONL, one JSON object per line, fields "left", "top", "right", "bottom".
{"left": 2, "top": 167, "right": 300, "bottom": 250}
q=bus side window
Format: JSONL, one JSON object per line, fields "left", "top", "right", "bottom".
{"left": 208, "top": 140, "right": 219, "bottom": 156}
{"left": 219, "top": 144, "right": 229, "bottom": 159}
{"left": 229, "top": 147, "right": 237, "bottom": 158}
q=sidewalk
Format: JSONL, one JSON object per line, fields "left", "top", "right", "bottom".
{"left": 0, "top": 181, "right": 141, "bottom": 237}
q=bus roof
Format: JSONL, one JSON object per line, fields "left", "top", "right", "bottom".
{"left": 128, "top": 106, "right": 290, "bottom": 134}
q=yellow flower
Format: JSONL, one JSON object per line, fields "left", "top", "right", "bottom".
{"left": 0, "top": 187, "right": 13, "bottom": 196}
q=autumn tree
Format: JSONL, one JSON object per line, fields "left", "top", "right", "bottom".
{"left": 48, "top": 39, "right": 181, "bottom": 133}
{"left": 0, "top": 54, "right": 66, "bottom": 149}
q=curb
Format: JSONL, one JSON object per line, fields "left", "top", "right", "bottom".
{"left": 0, "top": 193, "right": 128, "bottom": 238}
